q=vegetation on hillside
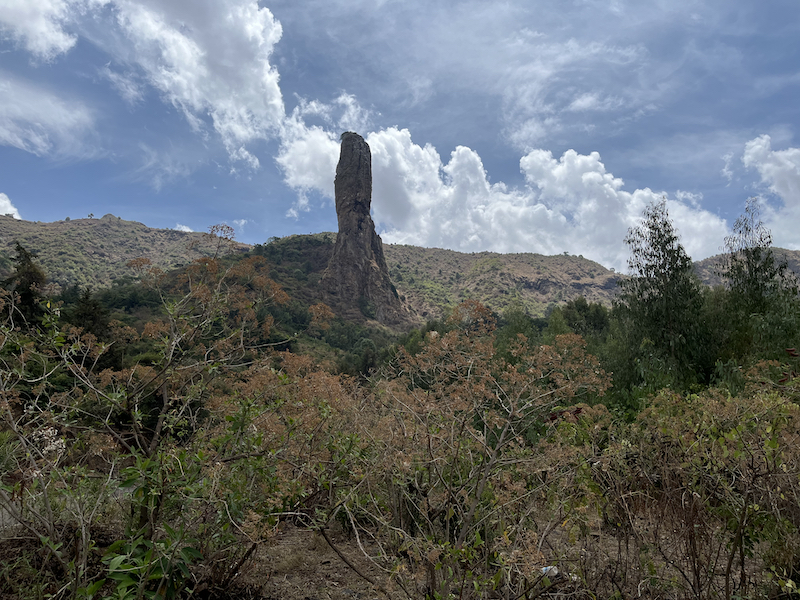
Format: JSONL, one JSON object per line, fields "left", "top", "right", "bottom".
{"left": 0, "top": 215, "right": 249, "bottom": 291}
{"left": 1, "top": 199, "right": 800, "bottom": 599}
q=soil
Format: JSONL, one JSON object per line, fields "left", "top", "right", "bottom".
{"left": 229, "top": 524, "right": 398, "bottom": 600}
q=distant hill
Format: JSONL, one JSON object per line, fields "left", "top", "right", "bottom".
{"left": 8, "top": 215, "right": 799, "bottom": 325}
{"left": 1, "top": 216, "right": 623, "bottom": 320}
{"left": 383, "top": 245, "right": 619, "bottom": 319}
{"left": 0, "top": 214, "right": 248, "bottom": 291}
{"left": 693, "top": 248, "right": 800, "bottom": 288}
{"left": 256, "top": 235, "right": 621, "bottom": 320}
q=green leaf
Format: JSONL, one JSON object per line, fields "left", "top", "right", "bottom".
{"left": 107, "top": 554, "right": 128, "bottom": 572}
{"left": 84, "top": 579, "right": 106, "bottom": 596}
{"left": 181, "top": 546, "right": 203, "bottom": 561}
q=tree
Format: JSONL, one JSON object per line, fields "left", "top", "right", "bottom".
{"left": 2, "top": 242, "right": 47, "bottom": 327}
{"left": 68, "top": 287, "right": 110, "bottom": 339}
{"left": 614, "top": 200, "right": 706, "bottom": 390}
{"left": 0, "top": 232, "right": 312, "bottom": 597}
{"left": 718, "top": 197, "right": 799, "bottom": 359}
{"left": 376, "top": 300, "right": 610, "bottom": 597}
{"left": 722, "top": 197, "right": 795, "bottom": 314}
{"left": 561, "top": 296, "right": 610, "bottom": 339}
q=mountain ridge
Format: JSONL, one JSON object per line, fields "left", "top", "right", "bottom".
{"left": 5, "top": 214, "right": 798, "bottom": 323}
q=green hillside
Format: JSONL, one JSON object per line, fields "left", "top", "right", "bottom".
{"left": 0, "top": 214, "right": 248, "bottom": 291}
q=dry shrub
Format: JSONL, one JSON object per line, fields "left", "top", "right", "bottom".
{"left": 333, "top": 301, "right": 613, "bottom": 598}
{"left": 537, "top": 370, "right": 800, "bottom": 600}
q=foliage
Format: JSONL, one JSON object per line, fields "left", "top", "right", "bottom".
{"left": 358, "top": 300, "right": 611, "bottom": 597}
{"left": 5, "top": 213, "right": 800, "bottom": 600}
{"left": 715, "top": 198, "right": 800, "bottom": 361}
{"left": 722, "top": 198, "right": 796, "bottom": 310}
{"left": 0, "top": 229, "right": 334, "bottom": 598}
{"left": 612, "top": 200, "right": 707, "bottom": 393}
{"left": 2, "top": 242, "right": 47, "bottom": 327}
{"left": 559, "top": 296, "right": 609, "bottom": 342}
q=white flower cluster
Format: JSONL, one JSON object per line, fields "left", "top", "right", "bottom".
{"left": 31, "top": 426, "right": 67, "bottom": 458}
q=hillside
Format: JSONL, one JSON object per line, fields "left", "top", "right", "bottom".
{"left": 384, "top": 245, "right": 619, "bottom": 318}
{"left": 9, "top": 215, "right": 800, "bottom": 324}
{"left": 257, "top": 235, "right": 621, "bottom": 320}
{"left": 0, "top": 214, "right": 248, "bottom": 291}
{"left": 693, "top": 247, "right": 800, "bottom": 288}
{"left": 1, "top": 216, "right": 624, "bottom": 321}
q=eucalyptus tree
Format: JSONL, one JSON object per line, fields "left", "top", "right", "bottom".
{"left": 612, "top": 200, "right": 706, "bottom": 393}
{"left": 719, "top": 197, "right": 798, "bottom": 359}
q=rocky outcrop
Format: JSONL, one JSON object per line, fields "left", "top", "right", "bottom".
{"left": 320, "top": 132, "right": 410, "bottom": 325}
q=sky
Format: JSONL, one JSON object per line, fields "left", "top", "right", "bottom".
{"left": 1, "top": 0, "right": 800, "bottom": 272}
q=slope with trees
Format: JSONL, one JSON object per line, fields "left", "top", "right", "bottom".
{"left": 1, "top": 201, "right": 800, "bottom": 599}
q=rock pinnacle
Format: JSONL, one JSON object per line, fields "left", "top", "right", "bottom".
{"left": 321, "top": 132, "right": 407, "bottom": 325}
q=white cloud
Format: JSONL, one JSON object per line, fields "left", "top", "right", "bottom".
{"left": 0, "top": 0, "right": 93, "bottom": 60}
{"left": 358, "top": 128, "right": 726, "bottom": 270}
{"left": 0, "top": 73, "right": 96, "bottom": 157}
{"left": 132, "top": 143, "right": 195, "bottom": 190}
{"left": 742, "top": 134, "right": 800, "bottom": 250}
{"left": 519, "top": 147, "right": 726, "bottom": 267}
{"left": 743, "top": 135, "right": 800, "bottom": 205}
{"left": 174, "top": 223, "right": 192, "bottom": 232}
{"left": 100, "top": 64, "right": 145, "bottom": 105}
{"left": 275, "top": 92, "right": 373, "bottom": 217}
{"left": 82, "top": 0, "right": 285, "bottom": 167}
{"left": 368, "top": 128, "right": 446, "bottom": 233}
{"left": 233, "top": 218, "right": 248, "bottom": 229}
{"left": 335, "top": 93, "right": 373, "bottom": 133}
{"left": 0, "top": 193, "right": 22, "bottom": 219}
{"left": 566, "top": 92, "right": 623, "bottom": 113}
{"left": 721, "top": 152, "right": 734, "bottom": 182}
{"left": 276, "top": 114, "right": 340, "bottom": 217}
{"left": 674, "top": 190, "right": 702, "bottom": 208}
{"left": 3, "top": 0, "right": 292, "bottom": 173}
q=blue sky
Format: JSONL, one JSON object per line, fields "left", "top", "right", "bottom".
{"left": 1, "top": 0, "right": 799, "bottom": 270}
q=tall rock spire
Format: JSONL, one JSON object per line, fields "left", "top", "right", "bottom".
{"left": 321, "top": 132, "right": 407, "bottom": 325}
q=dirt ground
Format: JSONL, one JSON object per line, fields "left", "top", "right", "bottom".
{"left": 232, "top": 524, "right": 398, "bottom": 600}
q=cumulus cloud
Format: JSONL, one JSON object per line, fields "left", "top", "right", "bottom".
{"left": 277, "top": 126, "right": 728, "bottom": 269}
{"left": 174, "top": 223, "right": 193, "bottom": 232}
{"left": 743, "top": 135, "right": 800, "bottom": 204}
{"left": 0, "top": 74, "right": 96, "bottom": 157}
{"left": 742, "top": 134, "right": 800, "bottom": 249}
{"left": 304, "top": 127, "right": 726, "bottom": 271}
{"left": 233, "top": 218, "right": 248, "bottom": 229}
{"left": 276, "top": 93, "right": 374, "bottom": 217}
{"left": 276, "top": 115, "right": 340, "bottom": 217}
{"left": 0, "top": 193, "right": 22, "bottom": 219}
{"left": 520, "top": 146, "right": 725, "bottom": 267}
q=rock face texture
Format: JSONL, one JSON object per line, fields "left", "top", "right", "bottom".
{"left": 321, "top": 132, "right": 408, "bottom": 325}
